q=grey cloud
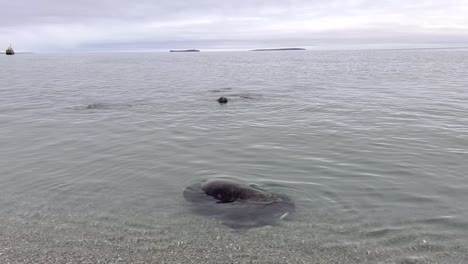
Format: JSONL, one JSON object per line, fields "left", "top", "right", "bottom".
{"left": 1, "top": 0, "right": 467, "bottom": 51}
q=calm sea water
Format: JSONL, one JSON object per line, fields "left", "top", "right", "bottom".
{"left": 1, "top": 49, "right": 467, "bottom": 263}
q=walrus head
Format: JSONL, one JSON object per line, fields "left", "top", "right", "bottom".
{"left": 200, "top": 179, "right": 273, "bottom": 203}
{"left": 200, "top": 179, "right": 243, "bottom": 203}
{"left": 217, "top": 97, "right": 228, "bottom": 104}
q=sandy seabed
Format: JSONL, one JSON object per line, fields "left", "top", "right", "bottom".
{"left": 1, "top": 204, "right": 467, "bottom": 264}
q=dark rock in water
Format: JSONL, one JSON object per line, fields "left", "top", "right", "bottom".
{"left": 217, "top": 97, "right": 228, "bottom": 104}
{"left": 183, "top": 178, "right": 295, "bottom": 229}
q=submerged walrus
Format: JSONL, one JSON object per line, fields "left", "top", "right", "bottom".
{"left": 85, "top": 103, "right": 132, "bottom": 110}
{"left": 183, "top": 178, "right": 294, "bottom": 229}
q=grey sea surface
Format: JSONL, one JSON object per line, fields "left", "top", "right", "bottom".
{"left": 1, "top": 49, "right": 468, "bottom": 263}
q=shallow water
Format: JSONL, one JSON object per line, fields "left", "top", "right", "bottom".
{"left": 1, "top": 49, "right": 468, "bottom": 263}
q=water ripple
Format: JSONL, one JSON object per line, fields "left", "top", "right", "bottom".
{"left": 1, "top": 50, "right": 468, "bottom": 261}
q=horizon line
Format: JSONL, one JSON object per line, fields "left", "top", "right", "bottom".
{"left": 11, "top": 46, "right": 468, "bottom": 54}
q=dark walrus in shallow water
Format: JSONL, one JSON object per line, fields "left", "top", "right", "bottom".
{"left": 183, "top": 178, "right": 294, "bottom": 229}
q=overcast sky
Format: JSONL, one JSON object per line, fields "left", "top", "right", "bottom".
{"left": 1, "top": 0, "right": 467, "bottom": 52}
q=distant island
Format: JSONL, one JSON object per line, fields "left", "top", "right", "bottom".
{"left": 250, "top": 48, "right": 306, "bottom": 51}
{"left": 170, "top": 49, "right": 200, "bottom": 52}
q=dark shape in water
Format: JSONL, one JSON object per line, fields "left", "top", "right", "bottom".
{"left": 217, "top": 97, "right": 228, "bottom": 104}
{"left": 209, "top": 88, "right": 259, "bottom": 101}
{"left": 209, "top": 88, "right": 232, "bottom": 93}
{"left": 183, "top": 178, "right": 295, "bottom": 229}
{"left": 85, "top": 103, "right": 132, "bottom": 110}
{"left": 86, "top": 103, "right": 106, "bottom": 109}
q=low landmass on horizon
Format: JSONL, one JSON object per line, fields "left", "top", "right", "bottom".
{"left": 250, "top": 48, "right": 306, "bottom": 51}
{"left": 170, "top": 49, "right": 200, "bottom": 52}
